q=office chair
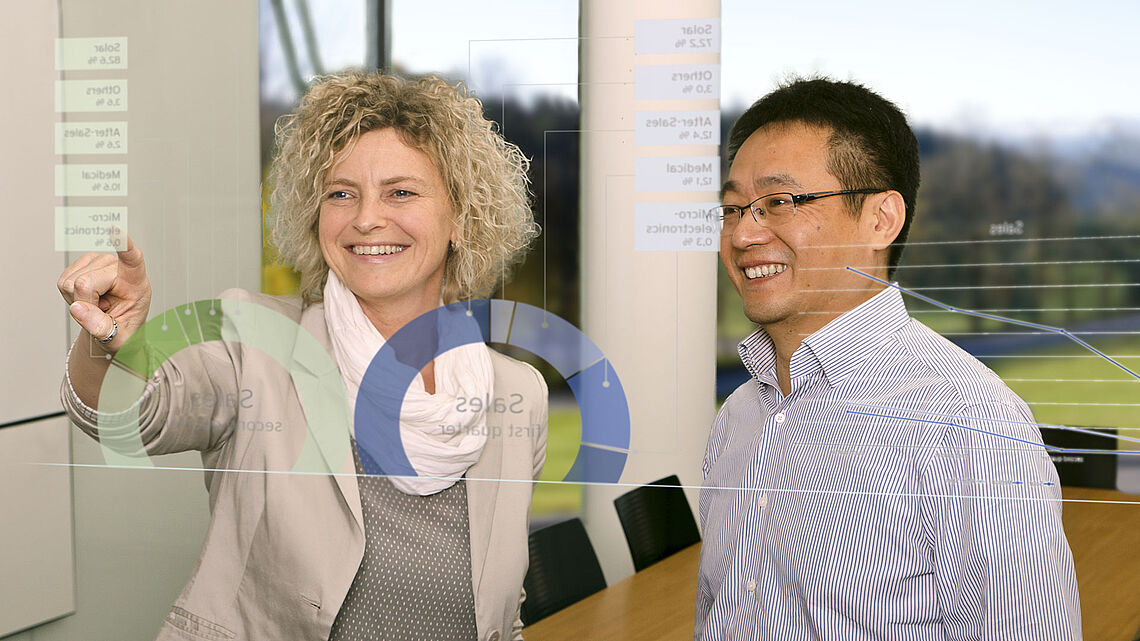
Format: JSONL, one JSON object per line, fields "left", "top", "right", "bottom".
{"left": 521, "top": 517, "right": 607, "bottom": 625}
{"left": 613, "top": 474, "right": 701, "bottom": 571}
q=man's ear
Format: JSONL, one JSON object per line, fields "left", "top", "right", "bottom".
{"left": 866, "top": 190, "right": 906, "bottom": 251}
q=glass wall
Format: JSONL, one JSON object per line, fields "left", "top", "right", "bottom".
{"left": 392, "top": 0, "right": 584, "bottom": 522}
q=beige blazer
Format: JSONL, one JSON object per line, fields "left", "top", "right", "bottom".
{"left": 67, "top": 289, "right": 547, "bottom": 641}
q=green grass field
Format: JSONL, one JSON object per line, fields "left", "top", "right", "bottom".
{"left": 529, "top": 336, "right": 1140, "bottom": 517}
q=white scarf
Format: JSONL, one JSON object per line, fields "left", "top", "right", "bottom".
{"left": 322, "top": 270, "right": 493, "bottom": 495}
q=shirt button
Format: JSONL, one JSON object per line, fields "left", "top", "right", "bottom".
{"left": 746, "top": 580, "right": 757, "bottom": 593}
{"left": 759, "top": 493, "right": 768, "bottom": 508}
{"left": 774, "top": 412, "right": 785, "bottom": 424}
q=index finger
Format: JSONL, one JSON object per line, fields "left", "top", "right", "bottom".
{"left": 115, "top": 233, "right": 144, "bottom": 269}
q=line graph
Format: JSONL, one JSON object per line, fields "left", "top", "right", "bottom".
{"left": 841, "top": 267, "right": 1138, "bottom": 460}
{"left": 846, "top": 267, "right": 1140, "bottom": 381}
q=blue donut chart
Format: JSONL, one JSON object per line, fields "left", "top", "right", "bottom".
{"left": 355, "top": 299, "right": 632, "bottom": 484}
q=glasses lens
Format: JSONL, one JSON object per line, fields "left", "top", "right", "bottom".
{"left": 756, "top": 193, "right": 796, "bottom": 224}
{"left": 711, "top": 206, "right": 738, "bottom": 232}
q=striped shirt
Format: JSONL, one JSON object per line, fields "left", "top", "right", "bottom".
{"left": 695, "top": 286, "right": 1081, "bottom": 641}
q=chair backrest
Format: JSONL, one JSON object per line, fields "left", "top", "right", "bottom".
{"left": 521, "top": 517, "right": 607, "bottom": 625}
{"left": 613, "top": 474, "right": 701, "bottom": 571}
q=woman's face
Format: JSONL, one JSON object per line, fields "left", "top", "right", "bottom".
{"left": 319, "top": 128, "right": 457, "bottom": 315}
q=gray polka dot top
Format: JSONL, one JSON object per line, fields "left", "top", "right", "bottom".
{"left": 328, "top": 441, "right": 478, "bottom": 641}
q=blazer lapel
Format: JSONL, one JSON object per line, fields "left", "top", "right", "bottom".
{"left": 287, "top": 302, "right": 363, "bottom": 532}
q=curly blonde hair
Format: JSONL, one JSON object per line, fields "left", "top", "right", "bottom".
{"left": 268, "top": 71, "right": 538, "bottom": 304}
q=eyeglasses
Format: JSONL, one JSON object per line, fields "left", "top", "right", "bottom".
{"left": 708, "top": 189, "right": 885, "bottom": 232}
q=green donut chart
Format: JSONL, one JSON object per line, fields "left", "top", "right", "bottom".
{"left": 96, "top": 298, "right": 352, "bottom": 476}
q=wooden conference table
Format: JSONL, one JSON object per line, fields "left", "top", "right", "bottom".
{"left": 524, "top": 487, "right": 1140, "bottom": 641}
{"left": 524, "top": 542, "right": 701, "bottom": 641}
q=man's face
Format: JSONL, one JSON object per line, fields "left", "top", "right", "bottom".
{"left": 720, "top": 121, "right": 884, "bottom": 338}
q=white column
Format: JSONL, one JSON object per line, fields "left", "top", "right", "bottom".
{"left": 579, "top": 0, "right": 721, "bottom": 583}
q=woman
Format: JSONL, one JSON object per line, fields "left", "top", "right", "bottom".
{"left": 58, "top": 71, "right": 546, "bottom": 641}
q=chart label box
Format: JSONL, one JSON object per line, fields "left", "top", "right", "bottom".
{"left": 635, "top": 110, "right": 718, "bottom": 146}
{"left": 55, "top": 80, "right": 128, "bottom": 113}
{"left": 634, "top": 64, "right": 719, "bottom": 100}
{"left": 55, "top": 164, "right": 128, "bottom": 197}
{"left": 634, "top": 203, "right": 719, "bottom": 251}
{"left": 634, "top": 19, "right": 720, "bottom": 55}
{"left": 55, "top": 37, "right": 127, "bottom": 70}
{"left": 55, "top": 207, "right": 127, "bottom": 251}
{"left": 55, "top": 122, "right": 128, "bottom": 155}
{"left": 635, "top": 156, "right": 719, "bottom": 192}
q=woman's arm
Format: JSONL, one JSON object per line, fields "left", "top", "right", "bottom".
{"left": 58, "top": 238, "right": 241, "bottom": 456}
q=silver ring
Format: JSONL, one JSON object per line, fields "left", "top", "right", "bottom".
{"left": 96, "top": 317, "right": 118, "bottom": 344}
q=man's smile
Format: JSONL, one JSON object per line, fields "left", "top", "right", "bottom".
{"left": 743, "top": 263, "right": 788, "bottom": 279}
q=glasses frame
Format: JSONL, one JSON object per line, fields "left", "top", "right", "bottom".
{"left": 713, "top": 188, "right": 886, "bottom": 229}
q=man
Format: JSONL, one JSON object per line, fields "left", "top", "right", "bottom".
{"left": 695, "top": 78, "right": 1080, "bottom": 640}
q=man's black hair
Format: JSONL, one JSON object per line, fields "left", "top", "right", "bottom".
{"left": 727, "top": 77, "right": 920, "bottom": 277}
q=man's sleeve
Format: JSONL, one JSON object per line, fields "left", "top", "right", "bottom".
{"left": 919, "top": 401, "right": 1081, "bottom": 640}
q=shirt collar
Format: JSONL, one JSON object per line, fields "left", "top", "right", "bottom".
{"left": 738, "top": 327, "right": 780, "bottom": 390}
{"left": 738, "top": 286, "right": 911, "bottom": 389}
